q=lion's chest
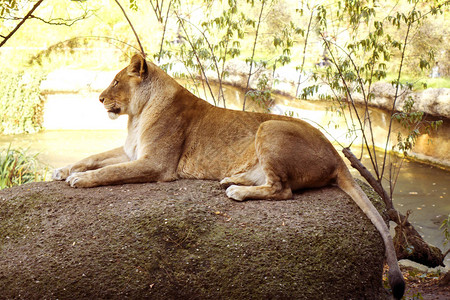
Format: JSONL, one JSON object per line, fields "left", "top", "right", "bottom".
{"left": 124, "top": 121, "right": 140, "bottom": 160}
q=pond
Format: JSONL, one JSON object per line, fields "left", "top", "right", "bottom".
{"left": 0, "top": 82, "right": 448, "bottom": 269}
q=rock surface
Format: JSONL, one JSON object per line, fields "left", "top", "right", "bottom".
{"left": 0, "top": 180, "right": 390, "bottom": 299}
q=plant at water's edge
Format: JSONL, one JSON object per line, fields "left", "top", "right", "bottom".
{"left": 0, "top": 69, "right": 44, "bottom": 135}
{"left": 245, "top": 74, "right": 274, "bottom": 112}
{"left": 0, "top": 146, "right": 48, "bottom": 189}
{"left": 440, "top": 215, "right": 450, "bottom": 247}
{"left": 306, "top": 0, "right": 449, "bottom": 268}
{"left": 242, "top": 0, "right": 267, "bottom": 111}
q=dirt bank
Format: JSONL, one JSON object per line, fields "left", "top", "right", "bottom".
{"left": 1, "top": 180, "right": 391, "bottom": 299}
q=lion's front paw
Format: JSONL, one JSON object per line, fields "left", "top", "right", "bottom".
{"left": 66, "top": 172, "right": 95, "bottom": 188}
{"left": 226, "top": 185, "right": 246, "bottom": 201}
{"left": 52, "top": 168, "right": 70, "bottom": 181}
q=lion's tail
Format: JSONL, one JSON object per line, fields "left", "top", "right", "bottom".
{"left": 336, "top": 166, "right": 405, "bottom": 300}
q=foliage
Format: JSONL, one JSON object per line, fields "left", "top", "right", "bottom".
{"left": 0, "top": 145, "right": 47, "bottom": 189}
{"left": 167, "top": 0, "right": 264, "bottom": 108}
{"left": 0, "top": 69, "right": 44, "bottom": 134}
{"left": 304, "top": 0, "right": 447, "bottom": 199}
{"left": 393, "top": 97, "right": 443, "bottom": 156}
{"left": 245, "top": 74, "right": 274, "bottom": 112}
{"left": 0, "top": 0, "right": 17, "bottom": 17}
{"left": 440, "top": 214, "right": 450, "bottom": 245}
{"left": 147, "top": 0, "right": 305, "bottom": 109}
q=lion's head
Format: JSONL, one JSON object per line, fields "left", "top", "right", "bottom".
{"left": 99, "top": 54, "right": 148, "bottom": 120}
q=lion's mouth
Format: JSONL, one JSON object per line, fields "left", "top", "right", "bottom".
{"left": 106, "top": 107, "right": 121, "bottom": 120}
{"left": 107, "top": 107, "right": 121, "bottom": 114}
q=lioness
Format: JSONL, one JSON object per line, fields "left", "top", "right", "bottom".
{"left": 53, "top": 54, "right": 404, "bottom": 298}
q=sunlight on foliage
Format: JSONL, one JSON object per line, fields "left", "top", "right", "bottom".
{"left": 440, "top": 215, "right": 450, "bottom": 246}
{"left": 0, "top": 70, "right": 44, "bottom": 134}
{"left": 0, "top": 145, "right": 47, "bottom": 189}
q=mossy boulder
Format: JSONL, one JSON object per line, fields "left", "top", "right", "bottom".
{"left": 0, "top": 180, "right": 390, "bottom": 299}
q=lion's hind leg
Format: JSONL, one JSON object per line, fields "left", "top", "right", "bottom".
{"left": 221, "top": 163, "right": 293, "bottom": 201}
{"left": 224, "top": 140, "right": 293, "bottom": 201}
{"left": 221, "top": 155, "right": 292, "bottom": 201}
{"left": 220, "top": 164, "right": 266, "bottom": 188}
{"left": 226, "top": 181, "right": 292, "bottom": 201}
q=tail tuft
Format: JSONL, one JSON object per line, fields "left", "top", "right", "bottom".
{"left": 389, "top": 270, "right": 405, "bottom": 300}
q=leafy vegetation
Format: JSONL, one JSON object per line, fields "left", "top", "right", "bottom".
{"left": 441, "top": 215, "right": 450, "bottom": 246}
{"left": 0, "top": 69, "right": 44, "bottom": 134}
{"left": 0, "top": 145, "right": 47, "bottom": 189}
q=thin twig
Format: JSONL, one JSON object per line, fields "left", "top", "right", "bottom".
{"left": 296, "top": 5, "right": 314, "bottom": 97}
{"left": 150, "top": 0, "right": 164, "bottom": 22}
{"left": 176, "top": 13, "right": 216, "bottom": 106}
{"left": 114, "top": 0, "right": 145, "bottom": 57}
{"left": 380, "top": 0, "right": 418, "bottom": 180}
{"left": 243, "top": 0, "right": 265, "bottom": 111}
{"left": 157, "top": 0, "right": 173, "bottom": 63}
{"left": 180, "top": 17, "right": 226, "bottom": 108}
{"left": 321, "top": 35, "right": 380, "bottom": 179}
{"left": 344, "top": 43, "right": 380, "bottom": 177}
{"left": 29, "top": 11, "right": 91, "bottom": 26}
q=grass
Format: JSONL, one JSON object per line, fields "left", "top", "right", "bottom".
{"left": 383, "top": 74, "right": 450, "bottom": 90}
{"left": 0, "top": 145, "right": 48, "bottom": 189}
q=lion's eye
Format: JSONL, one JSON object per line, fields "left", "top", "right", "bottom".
{"left": 113, "top": 80, "right": 119, "bottom": 87}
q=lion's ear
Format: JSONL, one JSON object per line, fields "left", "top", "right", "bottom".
{"left": 127, "top": 54, "right": 148, "bottom": 78}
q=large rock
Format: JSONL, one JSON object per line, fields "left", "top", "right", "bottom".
{"left": 0, "top": 180, "right": 390, "bottom": 299}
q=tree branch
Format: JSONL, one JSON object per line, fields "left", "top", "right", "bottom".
{"left": 114, "top": 0, "right": 145, "bottom": 57}
{"left": 342, "top": 147, "right": 392, "bottom": 209}
{"left": 28, "top": 12, "right": 91, "bottom": 26}
{"left": 157, "top": 0, "right": 173, "bottom": 63}
{"left": 343, "top": 147, "right": 446, "bottom": 267}
{"left": 296, "top": 5, "right": 314, "bottom": 98}
{"left": 176, "top": 13, "right": 217, "bottom": 106}
{"left": 0, "top": 0, "right": 44, "bottom": 48}
{"left": 380, "top": 0, "right": 418, "bottom": 181}
{"left": 242, "top": 0, "right": 265, "bottom": 111}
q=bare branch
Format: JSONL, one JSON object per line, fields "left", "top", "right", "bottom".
{"left": 113, "top": 0, "right": 145, "bottom": 57}
{"left": 179, "top": 17, "right": 226, "bottom": 108}
{"left": 342, "top": 147, "right": 392, "bottom": 209}
{"left": 176, "top": 13, "right": 216, "bottom": 106}
{"left": 0, "top": 0, "right": 44, "bottom": 48}
{"left": 157, "top": 0, "right": 174, "bottom": 63}
{"left": 84, "top": 36, "right": 142, "bottom": 53}
{"left": 444, "top": 249, "right": 450, "bottom": 259}
{"left": 296, "top": 6, "right": 314, "bottom": 98}
{"left": 243, "top": 0, "right": 266, "bottom": 111}
{"left": 380, "top": 1, "right": 418, "bottom": 180}
{"left": 28, "top": 12, "right": 92, "bottom": 26}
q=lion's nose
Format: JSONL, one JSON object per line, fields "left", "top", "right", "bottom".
{"left": 99, "top": 97, "right": 104, "bottom": 103}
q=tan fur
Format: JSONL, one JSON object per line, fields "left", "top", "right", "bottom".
{"left": 52, "top": 54, "right": 404, "bottom": 298}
